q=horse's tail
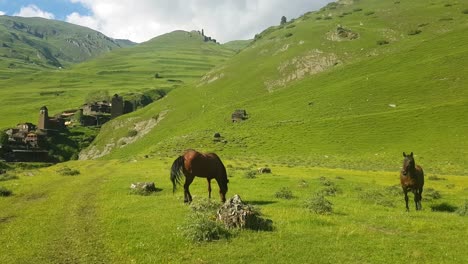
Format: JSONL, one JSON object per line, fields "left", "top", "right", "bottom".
{"left": 170, "top": 155, "right": 184, "bottom": 193}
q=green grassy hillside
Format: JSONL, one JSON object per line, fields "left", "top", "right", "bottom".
{"left": 84, "top": 0, "right": 468, "bottom": 175}
{"left": 0, "top": 30, "right": 235, "bottom": 129}
{"left": 0, "top": 15, "right": 132, "bottom": 71}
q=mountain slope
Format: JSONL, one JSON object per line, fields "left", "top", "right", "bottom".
{"left": 83, "top": 0, "right": 468, "bottom": 175}
{"left": 0, "top": 15, "right": 129, "bottom": 70}
{"left": 0, "top": 30, "right": 236, "bottom": 129}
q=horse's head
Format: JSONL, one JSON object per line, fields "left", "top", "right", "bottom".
{"left": 402, "top": 152, "right": 415, "bottom": 175}
{"left": 219, "top": 177, "right": 229, "bottom": 203}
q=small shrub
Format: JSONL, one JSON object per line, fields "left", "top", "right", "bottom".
{"left": 284, "top": 33, "right": 293, "bottom": 38}
{"left": 0, "top": 173, "right": 18, "bottom": 181}
{"left": 127, "top": 129, "right": 138, "bottom": 137}
{"left": 377, "top": 40, "right": 389, "bottom": 45}
{"left": 316, "top": 17, "right": 323, "bottom": 20}
{"left": 446, "top": 184, "right": 455, "bottom": 189}
{"left": 275, "top": 187, "right": 294, "bottom": 199}
{"left": 428, "top": 175, "right": 447, "bottom": 181}
{"left": 456, "top": 201, "right": 468, "bottom": 216}
{"left": 244, "top": 170, "right": 257, "bottom": 179}
{"left": 353, "top": 8, "right": 363, "bottom": 12}
{"left": 305, "top": 194, "right": 333, "bottom": 214}
{"left": 320, "top": 185, "right": 340, "bottom": 196}
{"left": 56, "top": 167, "right": 80, "bottom": 176}
{"left": 444, "top": 3, "right": 452, "bottom": 7}
{"left": 424, "top": 188, "right": 441, "bottom": 200}
{"left": 286, "top": 24, "right": 296, "bottom": 29}
{"left": 324, "top": 16, "right": 333, "bottom": 20}
{"left": 319, "top": 177, "right": 334, "bottom": 186}
{"left": 180, "top": 211, "right": 231, "bottom": 242}
{"left": 335, "top": 176, "right": 344, "bottom": 180}
{"left": 365, "top": 11, "right": 375, "bottom": 16}
{"left": 462, "top": 9, "right": 468, "bottom": 14}
{"left": 408, "top": 29, "right": 422, "bottom": 35}
{"left": 430, "top": 202, "right": 457, "bottom": 212}
{"left": 0, "top": 186, "right": 12, "bottom": 197}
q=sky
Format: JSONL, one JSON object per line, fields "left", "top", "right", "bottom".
{"left": 0, "top": 0, "right": 333, "bottom": 43}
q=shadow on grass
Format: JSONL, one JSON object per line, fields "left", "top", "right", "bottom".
{"left": 244, "top": 200, "right": 277, "bottom": 206}
{"left": 430, "top": 202, "right": 458, "bottom": 212}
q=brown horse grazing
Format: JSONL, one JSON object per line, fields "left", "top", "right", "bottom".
{"left": 400, "top": 152, "right": 424, "bottom": 211}
{"left": 170, "top": 149, "right": 228, "bottom": 203}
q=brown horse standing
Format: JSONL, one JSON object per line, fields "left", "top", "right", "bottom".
{"left": 400, "top": 152, "right": 424, "bottom": 211}
{"left": 170, "top": 149, "right": 228, "bottom": 203}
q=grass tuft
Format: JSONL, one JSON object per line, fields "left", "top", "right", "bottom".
{"left": 456, "top": 201, "right": 468, "bottom": 216}
{"left": 56, "top": 166, "right": 80, "bottom": 176}
{"left": 0, "top": 186, "right": 12, "bottom": 197}
{"left": 0, "top": 173, "right": 18, "bottom": 181}
{"left": 275, "top": 187, "right": 294, "bottom": 199}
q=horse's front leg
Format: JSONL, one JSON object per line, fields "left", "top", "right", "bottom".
{"left": 183, "top": 176, "right": 194, "bottom": 203}
{"left": 404, "top": 190, "right": 409, "bottom": 212}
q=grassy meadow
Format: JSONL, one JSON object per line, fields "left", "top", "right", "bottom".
{"left": 0, "top": 159, "right": 467, "bottom": 263}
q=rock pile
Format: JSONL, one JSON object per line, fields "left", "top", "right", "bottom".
{"left": 130, "top": 182, "right": 157, "bottom": 195}
{"left": 217, "top": 194, "right": 273, "bottom": 230}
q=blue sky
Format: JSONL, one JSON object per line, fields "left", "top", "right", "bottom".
{"left": 0, "top": 0, "right": 333, "bottom": 43}
{"left": 0, "top": 0, "right": 90, "bottom": 20}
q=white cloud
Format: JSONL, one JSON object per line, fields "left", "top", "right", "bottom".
{"left": 0, "top": 11, "right": 5, "bottom": 16}
{"left": 67, "top": 0, "right": 333, "bottom": 43}
{"left": 13, "top": 4, "right": 55, "bottom": 19}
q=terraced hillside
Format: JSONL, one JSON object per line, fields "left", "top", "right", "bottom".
{"left": 84, "top": 0, "right": 468, "bottom": 175}
{"left": 0, "top": 30, "right": 235, "bottom": 128}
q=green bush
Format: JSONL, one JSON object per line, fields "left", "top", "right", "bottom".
{"left": 462, "top": 9, "right": 468, "bottom": 14}
{"left": 284, "top": 33, "right": 293, "bottom": 38}
{"left": 275, "top": 187, "right": 294, "bottom": 199}
{"left": 0, "top": 186, "right": 12, "bottom": 197}
{"left": 365, "top": 11, "right": 375, "bottom": 16}
{"left": 305, "top": 194, "right": 333, "bottom": 214}
{"left": 180, "top": 211, "right": 231, "bottom": 242}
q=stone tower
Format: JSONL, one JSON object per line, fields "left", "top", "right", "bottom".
{"left": 38, "top": 106, "right": 49, "bottom": 130}
{"left": 111, "top": 94, "right": 124, "bottom": 119}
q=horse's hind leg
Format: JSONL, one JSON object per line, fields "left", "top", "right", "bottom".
{"left": 183, "top": 176, "right": 194, "bottom": 203}
{"left": 207, "top": 179, "right": 212, "bottom": 199}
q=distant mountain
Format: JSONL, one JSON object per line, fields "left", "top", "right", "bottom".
{"left": 0, "top": 15, "right": 131, "bottom": 69}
